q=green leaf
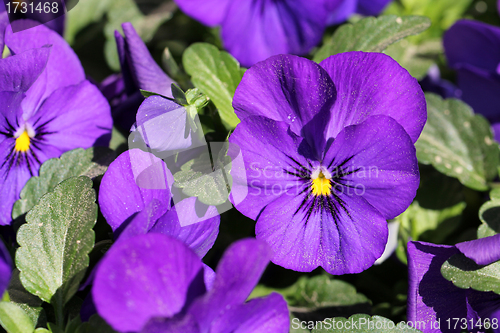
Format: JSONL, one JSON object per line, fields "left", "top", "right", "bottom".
{"left": 16, "top": 177, "right": 97, "bottom": 316}
{"left": 75, "top": 315, "right": 117, "bottom": 333}
{"left": 35, "top": 329, "right": 50, "bottom": 333}
{"left": 7, "top": 269, "right": 45, "bottom": 328}
{"left": 313, "top": 15, "right": 430, "bottom": 63}
{"left": 311, "top": 314, "right": 421, "bottom": 332}
{"left": 182, "top": 43, "right": 243, "bottom": 129}
{"left": 441, "top": 253, "right": 500, "bottom": 294}
{"left": 0, "top": 302, "right": 35, "bottom": 333}
{"left": 12, "top": 148, "right": 114, "bottom": 220}
{"left": 478, "top": 189, "right": 500, "bottom": 238}
{"left": 64, "top": 0, "right": 116, "bottom": 44}
{"left": 174, "top": 146, "right": 232, "bottom": 206}
{"left": 415, "top": 94, "right": 500, "bottom": 191}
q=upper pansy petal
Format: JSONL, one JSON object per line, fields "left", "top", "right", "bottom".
{"left": 121, "top": 23, "right": 174, "bottom": 98}
{"left": 256, "top": 185, "right": 388, "bottom": 274}
{"left": 114, "top": 30, "right": 136, "bottom": 95}
{"left": 228, "top": 116, "right": 313, "bottom": 220}
{"left": 174, "top": 0, "right": 232, "bottom": 27}
{"left": 31, "top": 80, "right": 112, "bottom": 150}
{"left": 0, "top": 47, "right": 50, "bottom": 93}
{"left": 209, "top": 293, "right": 290, "bottom": 333}
{"left": 320, "top": 51, "right": 426, "bottom": 143}
{"left": 456, "top": 233, "right": 500, "bottom": 266}
{"left": 356, "top": 0, "right": 392, "bottom": 16}
{"left": 93, "top": 234, "right": 204, "bottom": 333}
{"left": 326, "top": 0, "right": 356, "bottom": 25}
{"left": 233, "top": 55, "right": 336, "bottom": 158}
{"left": 407, "top": 241, "right": 469, "bottom": 332}
{"left": 5, "top": 20, "right": 85, "bottom": 112}
{"left": 149, "top": 197, "right": 220, "bottom": 258}
{"left": 99, "top": 149, "right": 173, "bottom": 231}
{"left": 444, "top": 19, "right": 500, "bottom": 73}
{"left": 188, "top": 238, "right": 272, "bottom": 330}
{"left": 323, "top": 115, "right": 419, "bottom": 219}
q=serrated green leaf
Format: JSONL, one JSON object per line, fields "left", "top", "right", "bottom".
{"left": 311, "top": 314, "right": 421, "bottom": 332}
{"left": 75, "top": 315, "right": 117, "bottom": 333}
{"left": 16, "top": 177, "right": 97, "bottom": 313}
{"left": 0, "top": 301, "right": 35, "bottom": 333}
{"left": 415, "top": 94, "right": 500, "bottom": 191}
{"left": 182, "top": 43, "right": 242, "bottom": 129}
{"left": 12, "top": 148, "right": 114, "bottom": 220}
{"left": 174, "top": 147, "right": 232, "bottom": 206}
{"left": 313, "top": 15, "right": 430, "bottom": 63}
{"left": 441, "top": 253, "right": 500, "bottom": 294}
{"left": 7, "top": 269, "right": 45, "bottom": 328}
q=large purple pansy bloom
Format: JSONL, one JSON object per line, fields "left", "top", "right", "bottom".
{"left": 327, "top": 0, "right": 393, "bottom": 25}
{"left": 103, "top": 22, "right": 175, "bottom": 131}
{"left": 99, "top": 149, "right": 220, "bottom": 257}
{"left": 0, "top": 20, "right": 112, "bottom": 225}
{"left": 407, "top": 237, "right": 500, "bottom": 333}
{"left": 444, "top": 19, "right": 500, "bottom": 141}
{"left": 229, "top": 52, "right": 426, "bottom": 274}
{"left": 174, "top": 0, "right": 331, "bottom": 67}
{"left": 93, "top": 234, "right": 289, "bottom": 333}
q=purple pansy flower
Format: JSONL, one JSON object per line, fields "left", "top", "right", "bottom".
{"left": 103, "top": 22, "right": 175, "bottom": 131}
{"left": 327, "top": 0, "right": 393, "bottom": 25}
{"left": 419, "top": 65, "right": 462, "bottom": 100}
{"left": 443, "top": 19, "right": 500, "bottom": 141}
{"left": 99, "top": 148, "right": 220, "bottom": 256}
{"left": 174, "top": 0, "right": 331, "bottom": 67}
{"left": 0, "top": 20, "right": 112, "bottom": 225}
{"left": 407, "top": 237, "right": 500, "bottom": 333}
{"left": 228, "top": 52, "right": 426, "bottom": 274}
{"left": 92, "top": 234, "right": 289, "bottom": 333}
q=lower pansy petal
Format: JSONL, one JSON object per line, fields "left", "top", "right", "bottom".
{"left": 188, "top": 238, "right": 272, "bottom": 330}
{"left": 320, "top": 52, "right": 426, "bottom": 143}
{"left": 407, "top": 241, "right": 469, "bottom": 332}
{"left": 256, "top": 186, "right": 387, "bottom": 274}
{"left": 149, "top": 197, "right": 220, "bottom": 258}
{"left": 209, "top": 293, "right": 289, "bottom": 333}
{"left": 93, "top": 234, "right": 205, "bottom": 333}
{"left": 322, "top": 115, "right": 419, "bottom": 219}
{"left": 99, "top": 149, "right": 173, "bottom": 231}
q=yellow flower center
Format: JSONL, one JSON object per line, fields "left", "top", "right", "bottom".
{"left": 311, "top": 171, "right": 331, "bottom": 196}
{"left": 15, "top": 130, "right": 31, "bottom": 152}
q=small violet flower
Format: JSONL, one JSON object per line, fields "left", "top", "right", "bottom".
{"left": 174, "top": 0, "right": 331, "bottom": 67}
{"left": 228, "top": 52, "right": 426, "bottom": 274}
{"left": 444, "top": 19, "right": 500, "bottom": 141}
{"left": 102, "top": 22, "right": 175, "bottom": 131}
{"left": 407, "top": 235, "right": 500, "bottom": 333}
{"left": 92, "top": 234, "right": 290, "bottom": 333}
{"left": 0, "top": 20, "right": 112, "bottom": 225}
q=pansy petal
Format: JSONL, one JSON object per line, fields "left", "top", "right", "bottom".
{"left": 0, "top": 240, "right": 11, "bottom": 295}
{"left": 228, "top": 116, "right": 313, "bottom": 220}
{"left": 209, "top": 293, "right": 289, "bottom": 333}
{"left": 453, "top": 65, "right": 500, "bottom": 121}
{"left": 323, "top": 115, "right": 419, "bottom": 219}
{"left": 0, "top": 9, "right": 7, "bottom": 52}
{"left": 320, "top": 51, "right": 426, "bottom": 143}
{"left": 93, "top": 234, "right": 204, "bottom": 333}
{"left": 233, "top": 55, "right": 336, "bottom": 158}
{"left": 99, "top": 149, "right": 173, "bottom": 231}
{"left": 467, "top": 290, "right": 500, "bottom": 332}
{"left": 149, "top": 197, "right": 220, "bottom": 258}
{"left": 114, "top": 31, "right": 136, "bottom": 95}
{"left": 188, "top": 238, "right": 272, "bottom": 330}
{"left": 5, "top": 20, "right": 85, "bottom": 113}
{"left": 141, "top": 314, "right": 200, "bottom": 333}
{"left": 444, "top": 19, "right": 500, "bottom": 73}
{"left": 31, "top": 80, "right": 112, "bottom": 150}
{"left": 174, "top": 0, "right": 232, "bottom": 26}
{"left": 356, "top": 0, "right": 392, "bottom": 16}
{"left": 456, "top": 233, "right": 500, "bottom": 266}
{"left": 222, "top": 0, "right": 327, "bottom": 67}
{"left": 256, "top": 185, "right": 388, "bottom": 274}
{"left": 407, "top": 241, "right": 469, "bottom": 332}
{"left": 0, "top": 47, "right": 50, "bottom": 93}
{"left": 121, "top": 23, "right": 174, "bottom": 97}
{"left": 326, "top": 0, "right": 356, "bottom": 25}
